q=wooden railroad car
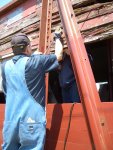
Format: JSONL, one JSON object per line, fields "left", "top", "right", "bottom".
{"left": 0, "top": 0, "right": 113, "bottom": 149}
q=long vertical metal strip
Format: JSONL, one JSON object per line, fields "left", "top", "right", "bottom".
{"left": 57, "top": 0, "right": 112, "bottom": 149}
{"left": 39, "top": 0, "right": 52, "bottom": 53}
{"left": 39, "top": 0, "right": 53, "bottom": 105}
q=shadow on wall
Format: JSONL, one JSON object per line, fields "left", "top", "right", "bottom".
{"left": 45, "top": 104, "right": 63, "bottom": 150}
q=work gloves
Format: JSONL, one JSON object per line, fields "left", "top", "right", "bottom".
{"left": 54, "top": 27, "right": 63, "bottom": 43}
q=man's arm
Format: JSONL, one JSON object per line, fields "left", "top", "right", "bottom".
{"left": 55, "top": 38, "right": 63, "bottom": 61}
{"left": 54, "top": 27, "right": 63, "bottom": 61}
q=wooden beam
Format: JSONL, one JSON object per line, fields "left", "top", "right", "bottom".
{"left": 1, "top": 0, "right": 113, "bottom": 57}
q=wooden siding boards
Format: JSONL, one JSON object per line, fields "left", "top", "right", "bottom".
{"left": 0, "top": 0, "right": 113, "bottom": 58}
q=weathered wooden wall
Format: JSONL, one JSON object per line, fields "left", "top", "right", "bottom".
{"left": 0, "top": 0, "right": 113, "bottom": 58}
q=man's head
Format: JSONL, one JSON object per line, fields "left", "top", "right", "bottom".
{"left": 11, "top": 33, "right": 32, "bottom": 55}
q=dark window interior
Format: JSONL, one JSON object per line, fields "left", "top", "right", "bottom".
{"left": 0, "top": 92, "right": 5, "bottom": 104}
{"left": 48, "top": 40, "right": 112, "bottom": 103}
{"left": 86, "top": 41, "right": 108, "bottom": 83}
{"left": 86, "top": 40, "right": 111, "bottom": 102}
{"left": 48, "top": 71, "right": 63, "bottom": 103}
{"left": 95, "top": 0, "right": 113, "bottom": 3}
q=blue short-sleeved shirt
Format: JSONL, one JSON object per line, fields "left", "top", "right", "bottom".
{"left": 2, "top": 54, "right": 59, "bottom": 107}
{"left": 59, "top": 54, "right": 75, "bottom": 88}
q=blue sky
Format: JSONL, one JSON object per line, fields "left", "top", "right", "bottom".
{"left": 0, "top": 0, "right": 12, "bottom": 8}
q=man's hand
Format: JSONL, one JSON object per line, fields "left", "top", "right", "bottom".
{"left": 54, "top": 27, "right": 63, "bottom": 41}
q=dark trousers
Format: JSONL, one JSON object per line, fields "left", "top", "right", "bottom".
{"left": 62, "top": 81, "right": 80, "bottom": 103}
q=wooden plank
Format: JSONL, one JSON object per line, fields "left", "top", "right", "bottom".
{"left": 83, "top": 23, "right": 113, "bottom": 43}
{"left": 75, "top": 2, "right": 113, "bottom": 17}
{"left": 1, "top": 1, "right": 113, "bottom": 57}
{"left": 0, "top": 1, "right": 113, "bottom": 40}
{"left": 45, "top": 103, "right": 113, "bottom": 150}
{"left": 0, "top": 0, "right": 38, "bottom": 49}
{"left": 45, "top": 104, "right": 92, "bottom": 150}
{"left": 79, "top": 13, "right": 113, "bottom": 31}
{"left": 0, "top": 0, "right": 95, "bottom": 41}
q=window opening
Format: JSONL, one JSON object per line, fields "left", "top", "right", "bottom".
{"left": 86, "top": 40, "right": 111, "bottom": 102}
{"left": 48, "top": 70, "right": 62, "bottom": 103}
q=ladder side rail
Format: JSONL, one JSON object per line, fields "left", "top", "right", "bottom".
{"left": 39, "top": 0, "right": 53, "bottom": 105}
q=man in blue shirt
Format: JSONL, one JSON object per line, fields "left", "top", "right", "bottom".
{"left": 59, "top": 48, "right": 93, "bottom": 103}
{"left": 1, "top": 32, "right": 63, "bottom": 150}
{"left": 59, "top": 51, "right": 80, "bottom": 103}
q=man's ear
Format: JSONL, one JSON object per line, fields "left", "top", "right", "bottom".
{"left": 27, "top": 45, "right": 32, "bottom": 55}
{"left": 24, "top": 45, "right": 29, "bottom": 54}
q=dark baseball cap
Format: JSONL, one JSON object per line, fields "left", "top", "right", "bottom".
{"left": 11, "top": 33, "right": 30, "bottom": 48}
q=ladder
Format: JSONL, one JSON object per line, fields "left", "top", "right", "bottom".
{"left": 39, "top": 0, "right": 113, "bottom": 149}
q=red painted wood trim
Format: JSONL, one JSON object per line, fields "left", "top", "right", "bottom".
{"left": 0, "top": 0, "right": 28, "bottom": 17}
